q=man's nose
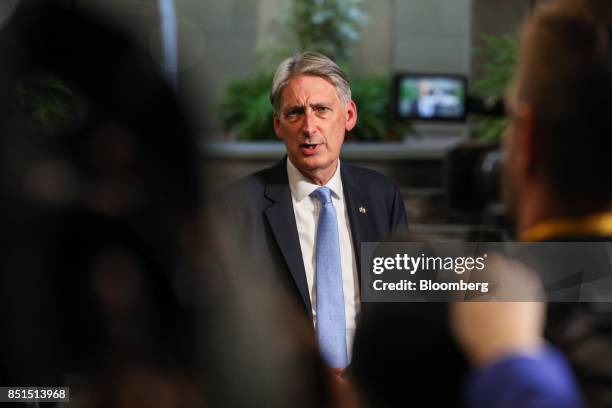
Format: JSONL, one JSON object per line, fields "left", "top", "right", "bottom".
{"left": 302, "top": 110, "right": 317, "bottom": 137}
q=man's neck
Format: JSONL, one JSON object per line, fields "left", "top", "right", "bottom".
{"left": 297, "top": 161, "right": 339, "bottom": 186}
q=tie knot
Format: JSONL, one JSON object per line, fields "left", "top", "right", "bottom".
{"left": 311, "top": 186, "right": 333, "bottom": 204}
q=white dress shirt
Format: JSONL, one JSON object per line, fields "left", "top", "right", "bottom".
{"left": 286, "top": 158, "right": 360, "bottom": 360}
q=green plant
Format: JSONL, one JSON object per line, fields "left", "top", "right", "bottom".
{"left": 474, "top": 34, "right": 517, "bottom": 141}
{"left": 219, "top": 72, "right": 275, "bottom": 141}
{"left": 289, "top": 0, "right": 368, "bottom": 64}
{"left": 349, "top": 75, "right": 409, "bottom": 141}
{"left": 475, "top": 34, "right": 517, "bottom": 97}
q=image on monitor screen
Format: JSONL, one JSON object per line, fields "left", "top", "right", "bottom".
{"left": 395, "top": 74, "right": 467, "bottom": 122}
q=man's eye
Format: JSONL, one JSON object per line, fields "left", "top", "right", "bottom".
{"left": 316, "top": 106, "right": 330, "bottom": 113}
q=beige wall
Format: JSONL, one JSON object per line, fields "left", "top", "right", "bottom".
{"left": 177, "top": 0, "right": 259, "bottom": 138}
{"left": 258, "top": 0, "right": 473, "bottom": 77}
{"left": 351, "top": 0, "right": 393, "bottom": 75}
{"left": 392, "top": 0, "right": 472, "bottom": 75}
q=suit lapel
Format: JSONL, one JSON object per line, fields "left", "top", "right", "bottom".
{"left": 341, "top": 165, "right": 375, "bottom": 281}
{"left": 263, "top": 160, "right": 312, "bottom": 316}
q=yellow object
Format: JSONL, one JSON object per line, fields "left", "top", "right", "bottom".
{"left": 520, "top": 212, "right": 612, "bottom": 241}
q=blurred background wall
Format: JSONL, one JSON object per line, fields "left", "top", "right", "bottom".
{"left": 64, "top": 0, "right": 546, "bottom": 136}
{"left": 65, "top": 0, "right": 550, "bottom": 138}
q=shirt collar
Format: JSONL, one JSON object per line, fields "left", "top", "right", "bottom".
{"left": 286, "top": 157, "right": 343, "bottom": 202}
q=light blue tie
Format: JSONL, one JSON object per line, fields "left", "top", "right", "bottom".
{"left": 311, "top": 187, "right": 348, "bottom": 368}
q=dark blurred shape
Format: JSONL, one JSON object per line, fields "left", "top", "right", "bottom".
{"left": 444, "top": 141, "right": 502, "bottom": 215}
{"left": 350, "top": 231, "right": 471, "bottom": 407}
{"left": 444, "top": 141, "right": 510, "bottom": 248}
{"left": 0, "top": 0, "right": 204, "bottom": 403}
{"left": 466, "top": 95, "right": 505, "bottom": 117}
{"left": 350, "top": 302, "right": 470, "bottom": 407}
{"left": 499, "top": 0, "right": 612, "bottom": 406}
{"left": 0, "top": 3, "right": 335, "bottom": 407}
{"left": 0, "top": 0, "right": 19, "bottom": 30}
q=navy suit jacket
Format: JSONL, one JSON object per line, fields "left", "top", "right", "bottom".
{"left": 222, "top": 158, "right": 408, "bottom": 317}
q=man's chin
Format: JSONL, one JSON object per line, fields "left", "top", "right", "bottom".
{"left": 292, "top": 156, "right": 338, "bottom": 179}
{"left": 294, "top": 155, "right": 324, "bottom": 169}
{"left": 296, "top": 162, "right": 323, "bottom": 175}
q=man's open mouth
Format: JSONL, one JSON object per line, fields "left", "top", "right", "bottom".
{"left": 300, "top": 143, "right": 322, "bottom": 155}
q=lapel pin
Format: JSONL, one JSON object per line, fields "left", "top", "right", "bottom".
{"left": 359, "top": 206, "right": 367, "bottom": 214}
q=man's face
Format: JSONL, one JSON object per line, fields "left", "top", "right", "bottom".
{"left": 274, "top": 74, "right": 357, "bottom": 184}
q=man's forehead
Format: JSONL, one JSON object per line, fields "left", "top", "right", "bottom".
{"left": 280, "top": 75, "right": 339, "bottom": 106}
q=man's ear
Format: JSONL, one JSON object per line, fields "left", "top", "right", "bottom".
{"left": 345, "top": 100, "right": 358, "bottom": 132}
{"left": 273, "top": 113, "right": 282, "bottom": 140}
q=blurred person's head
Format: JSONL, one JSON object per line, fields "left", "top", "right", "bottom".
{"left": 0, "top": 3, "right": 207, "bottom": 404}
{"left": 270, "top": 51, "right": 357, "bottom": 185}
{"left": 503, "top": 0, "right": 612, "bottom": 231}
{"left": 0, "top": 4, "right": 338, "bottom": 407}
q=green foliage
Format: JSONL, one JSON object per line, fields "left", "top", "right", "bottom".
{"left": 399, "top": 81, "right": 418, "bottom": 105}
{"left": 473, "top": 34, "right": 517, "bottom": 141}
{"left": 478, "top": 117, "right": 507, "bottom": 141}
{"left": 474, "top": 34, "right": 517, "bottom": 99}
{"left": 289, "top": 0, "right": 368, "bottom": 64}
{"left": 15, "top": 75, "right": 85, "bottom": 132}
{"left": 350, "top": 75, "right": 409, "bottom": 141}
{"left": 219, "top": 72, "right": 276, "bottom": 141}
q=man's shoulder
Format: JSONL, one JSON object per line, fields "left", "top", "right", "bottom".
{"left": 222, "top": 160, "right": 400, "bottom": 202}
{"left": 223, "top": 161, "right": 285, "bottom": 203}
{"left": 341, "top": 162, "right": 399, "bottom": 191}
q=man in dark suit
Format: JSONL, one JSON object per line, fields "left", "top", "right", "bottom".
{"left": 223, "top": 52, "right": 407, "bottom": 369}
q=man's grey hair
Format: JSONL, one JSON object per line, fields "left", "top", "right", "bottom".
{"left": 270, "top": 51, "right": 352, "bottom": 113}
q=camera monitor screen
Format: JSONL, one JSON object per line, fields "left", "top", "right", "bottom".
{"left": 394, "top": 74, "right": 467, "bottom": 122}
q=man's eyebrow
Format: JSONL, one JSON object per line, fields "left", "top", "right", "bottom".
{"left": 283, "top": 105, "right": 305, "bottom": 113}
{"left": 310, "top": 102, "right": 330, "bottom": 108}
